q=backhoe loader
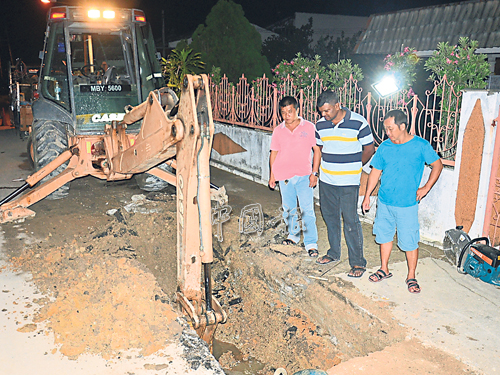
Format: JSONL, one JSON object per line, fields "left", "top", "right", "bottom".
{"left": 0, "top": 5, "right": 226, "bottom": 349}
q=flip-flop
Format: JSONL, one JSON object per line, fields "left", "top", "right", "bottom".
{"left": 347, "top": 266, "right": 366, "bottom": 278}
{"left": 282, "top": 239, "right": 297, "bottom": 245}
{"left": 308, "top": 249, "right": 319, "bottom": 257}
{"left": 368, "top": 269, "right": 393, "bottom": 282}
{"left": 406, "top": 278, "right": 421, "bottom": 294}
{"left": 316, "top": 255, "right": 340, "bottom": 265}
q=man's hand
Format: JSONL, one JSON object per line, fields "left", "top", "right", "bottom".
{"left": 269, "top": 178, "right": 276, "bottom": 190}
{"left": 309, "top": 174, "right": 318, "bottom": 188}
{"left": 416, "top": 159, "right": 443, "bottom": 202}
{"left": 416, "top": 185, "right": 431, "bottom": 202}
{"left": 361, "top": 195, "right": 371, "bottom": 214}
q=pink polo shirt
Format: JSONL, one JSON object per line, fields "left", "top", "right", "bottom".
{"left": 270, "top": 117, "right": 316, "bottom": 181}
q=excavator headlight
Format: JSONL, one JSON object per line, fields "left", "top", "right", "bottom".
{"left": 103, "top": 10, "right": 115, "bottom": 19}
{"left": 88, "top": 9, "right": 100, "bottom": 19}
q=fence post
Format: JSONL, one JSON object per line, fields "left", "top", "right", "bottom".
{"left": 299, "top": 89, "right": 304, "bottom": 118}
{"left": 271, "top": 86, "right": 278, "bottom": 129}
{"left": 366, "top": 92, "right": 372, "bottom": 126}
{"left": 410, "top": 95, "right": 418, "bottom": 135}
{"left": 230, "top": 85, "right": 236, "bottom": 123}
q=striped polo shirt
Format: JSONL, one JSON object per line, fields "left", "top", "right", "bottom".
{"left": 315, "top": 108, "right": 374, "bottom": 186}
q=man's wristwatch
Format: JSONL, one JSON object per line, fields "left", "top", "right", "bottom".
{"left": 312, "top": 172, "right": 319, "bottom": 177}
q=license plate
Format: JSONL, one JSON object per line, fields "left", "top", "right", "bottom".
{"left": 80, "top": 84, "right": 131, "bottom": 93}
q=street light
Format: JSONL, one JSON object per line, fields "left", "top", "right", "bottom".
{"left": 372, "top": 74, "right": 401, "bottom": 98}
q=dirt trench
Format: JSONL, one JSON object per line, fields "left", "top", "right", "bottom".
{"left": 5, "top": 188, "right": 473, "bottom": 375}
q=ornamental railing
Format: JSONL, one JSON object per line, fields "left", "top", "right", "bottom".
{"left": 209, "top": 73, "right": 462, "bottom": 165}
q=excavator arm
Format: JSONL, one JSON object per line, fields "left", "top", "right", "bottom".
{"left": 0, "top": 74, "right": 226, "bottom": 347}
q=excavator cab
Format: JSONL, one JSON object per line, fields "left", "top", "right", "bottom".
{"left": 36, "top": 7, "right": 163, "bottom": 135}
{"left": 30, "top": 6, "right": 168, "bottom": 197}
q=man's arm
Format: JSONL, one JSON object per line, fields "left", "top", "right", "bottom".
{"left": 309, "top": 145, "right": 321, "bottom": 188}
{"left": 361, "top": 143, "right": 375, "bottom": 165}
{"left": 269, "top": 150, "right": 278, "bottom": 189}
{"left": 416, "top": 158, "right": 443, "bottom": 202}
{"left": 361, "top": 167, "right": 382, "bottom": 212}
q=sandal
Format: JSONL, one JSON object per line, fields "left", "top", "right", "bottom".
{"left": 368, "top": 269, "right": 393, "bottom": 282}
{"left": 347, "top": 266, "right": 366, "bottom": 278}
{"left": 316, "top": 255, "right": 340, "bottom": 265}
{"left": 406, "top": 278, "right": 421, "bottom": 294}
{"left": 308, "top": 249, "right": 319, "bottom": 257}
{"left": 282, "top": 239, "right": 297, "bottom": 245}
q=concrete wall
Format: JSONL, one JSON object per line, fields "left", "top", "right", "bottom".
{"left": 211, "top": 123, "right": 272, "bottom": 185}
{"left": 211, "top": 91, "right": 500, "bottom": 245}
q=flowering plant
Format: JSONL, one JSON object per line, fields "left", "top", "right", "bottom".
{"left": 272, "top": 53, "right": 327, "bottom": 89}
{"left": 209, "top": 66, "right": 223, "bottom": 85}
{"left": 272, "top": 53, "right": 363, "bottom": 93}
{"left": 325, "top": 59, "right": 363, "bottom": 89}
{"left": 424, "top": 37, "right": 489, "bottom": 92}
{"left": 383, "top": 46, "right": 420, "bottom": 91}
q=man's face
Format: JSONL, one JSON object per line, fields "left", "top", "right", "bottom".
{"left": 318, "top": 102, "right": 341, "bottom": 122}
{"left": 383, "top": 116, "right": 407, "bottom": 143}
{"left": 280, "top": 104, "right": 298, "bottom": 125}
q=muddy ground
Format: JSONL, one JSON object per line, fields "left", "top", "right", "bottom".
{"left": 0, "top": 167, "right": 480, "bottom": 375}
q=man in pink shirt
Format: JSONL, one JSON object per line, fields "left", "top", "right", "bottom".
{"left": 269, "top": 96, "right": 321, "bottom": 256}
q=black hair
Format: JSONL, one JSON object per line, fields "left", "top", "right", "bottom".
{"left": 316, "top": 90, "right": 339, "bottom": 108}
{"left": 279, "top": 96, "right": 298, "bottom": 109}
{"left": 384, "top": 109, "right": 408, "bottom": 128}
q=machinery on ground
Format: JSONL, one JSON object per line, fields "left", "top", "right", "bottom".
{"left": 8, "top": 59, "right": 39, "bottom": 137}
{"left": 443, "top": 226, "right": 500, "bottom": 286}
{"left": 0, "top": 6, "right": 226, "bottom": 348}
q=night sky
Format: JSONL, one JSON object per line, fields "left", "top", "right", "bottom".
{"left": 0, "top": 0, "right": 466, "bottom": 85}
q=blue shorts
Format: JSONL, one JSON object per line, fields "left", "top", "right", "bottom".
{"left": 373, "top": 201, "right": 419, "bottom": 251}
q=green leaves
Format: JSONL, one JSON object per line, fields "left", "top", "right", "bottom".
{"left": 326, "top": 59, "right": 363, "bottom": 89}
{"left": 161, "top": 48, "right": 205, "bottom": 94}
{"left": 191, "top": 0, "right": 270, "bottom": 82}
{"left": 424, "top": 37, "right": 489, "bottom": 92}
{"left": 383, "top": 46, "right": 420, "bottom": 90}
{"left": 271, "top": 53, "right": 363, "bottom": 91}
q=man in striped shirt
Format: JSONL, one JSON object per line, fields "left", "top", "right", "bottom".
{"left": 315, "top": 91, "right": 375, "bottom": 278}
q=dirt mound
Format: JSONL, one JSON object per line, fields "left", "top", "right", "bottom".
{"left": 11, "top": 243, "right": 182, "bottom": 359}
{"left": 9, "top": 192, "right": 183, "bottom": 359}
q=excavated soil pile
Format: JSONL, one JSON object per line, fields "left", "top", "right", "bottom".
{"left": 9, "top": 193, "right": 182, "bottom": 359}
{"left": 10, "top": 243, "right": 182, "bottom": 359}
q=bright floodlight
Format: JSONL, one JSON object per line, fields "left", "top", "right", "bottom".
{"left": 372, "top": 75, "right": 400, "bottom": 97}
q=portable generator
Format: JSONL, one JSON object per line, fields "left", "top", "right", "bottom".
{"left": 443, "top": 226, "right": 500, "bottom": 286}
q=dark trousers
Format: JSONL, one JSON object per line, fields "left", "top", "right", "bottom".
{"left": 319, "top": 181, "right": 366, "bottom": 268}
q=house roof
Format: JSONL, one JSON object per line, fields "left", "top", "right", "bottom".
{"left": 293, "top": 12, "right": 369, "bottom": 43}
{"left": 355, "top": 0, "right": 500, "bottom": 55}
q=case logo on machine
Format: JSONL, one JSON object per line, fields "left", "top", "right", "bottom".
{"left": 91, "top": 113, "right": 125, "bottom": 122}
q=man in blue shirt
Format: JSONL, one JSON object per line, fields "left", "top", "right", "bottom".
{"left": 362, "top": 109, "right": 443, "bottom": 293}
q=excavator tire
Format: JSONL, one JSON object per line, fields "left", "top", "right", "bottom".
{"left": 135, "top": 162, "right": 175, "bottom": 192}
{"left": 26, "top": 135, "right": 34, "bottom": 169}
{"left": 31, "top": 119, "right": 70, "bottom": 200}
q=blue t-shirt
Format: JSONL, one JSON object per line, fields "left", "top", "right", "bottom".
{"left": 371, "top": 136, "right": 439, "bottom": 207}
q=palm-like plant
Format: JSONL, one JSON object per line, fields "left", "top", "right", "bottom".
{"left": 162, "top": 48, "right": 205, "bottom": 94}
